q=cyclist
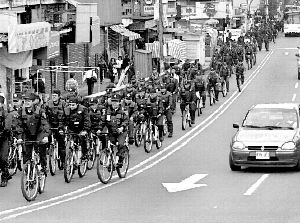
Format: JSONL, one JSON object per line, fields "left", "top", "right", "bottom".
{"left": 158, "top": 84, "right": 173, "bottom": 138}
{"left": 106, "top": 93, "right": 129, "bottom": 167}
{"left": 0, "top": 96, "right": 21, "bottom": 187}
{"left": 194, "top": 74, "right": 207, "bottom": 108}
{"left": 45, "top": 89, "right": 67, "bottom": 165}
{"left": 220, "top": 62, "right": 230, "bottom": 92}
{"left": 122, "top": 87, "right": 137, "bottom": 145}
{"left": 166, "top": 73, "right": 179, "bottom": 114}
{"left": 19, "top": 92, "right": 50, "bottom": 176}
{"left": 245, "top": 43, "right": 253, "bottom": 70}
{"left": 180, "top": 81, "right": 196, "bottom": 124}
{"left": 147, "top": 89, "right": 164, "bottom": 142}
{"left": 236, "top": 61, "right": 245, "bottom": 89}
{"left": 65, "top": 96, "right": 90, "bottom": 160}
{"left": 207, "top": 68, "right": 220, "bottom": 102}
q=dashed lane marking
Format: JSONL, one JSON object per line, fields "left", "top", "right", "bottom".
{"left": 292, "top": 93, "right": 297, "bottom": 102}
{"left": 244, "top": 174, "right": 270, "bottom": 196}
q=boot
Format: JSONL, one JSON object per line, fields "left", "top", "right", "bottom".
{"left": 168, "top": 132, "right": 173, "bottom": 138}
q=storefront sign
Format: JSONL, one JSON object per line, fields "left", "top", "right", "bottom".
{"left": 47, "top": 31, "right": 60, "bottom": 59}
{"left": 196, "top": 2, "right": 233, "bottom": 19}
{"left": 144, "top": 5, "right": 154, "bottom": 15}
{"left": 8, "top": 22, "right": 51, "bottom": 53}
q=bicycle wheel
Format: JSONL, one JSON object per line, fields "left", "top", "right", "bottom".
{"left": 97, "top": 149, "right": 113, "bottom": 184}
{"left": 182, "top": 110, "right": 187, "bottom": 130}
{"left": 237, "top": 78, "right": 241, "bottom": 92}
{"left": 21, "top": 161, "right": 39, "bottom": 202}
{"left": 163, "top": 116, "right": 168, "bottom": 136}
{"left": 38, "top": 171, "right": 46, "bottom": 194}
{"left": 209, "top": 89, "right": 213, "bottom": 106}
{"left": 87, "top": 141, "right": 96, "bottom": 170}
{"left": 144, "top": 127, "right": 153, "bottom": 153}
{"left": 49, "top": 144, "right": 57, "bottom": 176}
{"left": 116, "top": 147, "right": 129, "bottom": 179}
{"left": 134, "top": 124, "right": 143, "bottom": 147}
{"left": 64, "top": 151, "right": 74, "bottom": 183}
{"left": 78, "top": 157, "right": 87, "bottom": 178}
{"left": 8, "top": 148, "right": 18, "bottom": 176}
{"left": 155, "top": 127, "right": 162, "bottom": 149}
{"left": 222, "top": 81, "right": 227, "bottom": 97}
{"left": 188, "top": 113, "right": 192, "bottom": 127}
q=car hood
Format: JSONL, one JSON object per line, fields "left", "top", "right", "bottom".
{"left": 236, "top": 129, "right": 297, "bottom": 145}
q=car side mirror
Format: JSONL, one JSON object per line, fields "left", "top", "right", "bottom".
{"left": 233, "top": 123, "right": 239, "bottom": 129}
{"left": 296, "top": 53, "right": 300, "bottom": 57}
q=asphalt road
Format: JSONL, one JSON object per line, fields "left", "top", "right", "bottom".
{"left": 1, "top": 33, "right": 300, "bottom": 222}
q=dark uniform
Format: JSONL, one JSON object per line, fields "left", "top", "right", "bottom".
{"left": 20, "top": 93, "right": 50, "bottom": 173}
{"left": 158, "top": 85, "right": 173, "bottom": 137}
{"left": 45, "top": 90, "right": 66, "bottom": 162}
{"left": 0, "top": 96, "right": 22, "bottom": 186}
{"left": 106, "top": 94, "right": 129, "bottom": 163}
{"left": 180, "top": 82, "right": 197, "bottom": 124}
{"left": 236, "top": 62, "right": 245, "bottom": 85}
{"left": 65, "top": 97, "right": 91, "bottom": 157}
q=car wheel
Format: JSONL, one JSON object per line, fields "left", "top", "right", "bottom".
{"left": 229, "top": 153, "right": 241, "bottom": 171}
{"left": 294, "top": 160, "right": 300, "bottom": 171}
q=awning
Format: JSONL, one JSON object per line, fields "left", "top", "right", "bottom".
{"left": 110, "top": 25, "right": 141, "bottom": 41}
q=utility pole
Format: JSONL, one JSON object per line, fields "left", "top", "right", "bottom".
{"left": 158, "top": 0, "right": 164, "bottom": 73}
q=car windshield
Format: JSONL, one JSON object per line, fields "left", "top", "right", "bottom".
{"left": 242, "top": 108, "right": 298, "bottom": 130}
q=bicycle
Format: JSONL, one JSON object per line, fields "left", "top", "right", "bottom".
{"left": 96, "top": 133, "right": 130, "bottom": 184}
{"left": 162, "top": 115, "right": 168, "bottom": 136}
{"left": 64, "top": 132, "right": 88, "bottom": 183}
{"left": 134, "top": 113, "right": 146, "bottom": 147}
{"left": 195, "top": 91, "right": 203, "bottom": 117}
{"left": 8, "top": 136, "right": 23, "bottom": 176}
{"left": 236, "top": 73, "right": 243, "bottom": 92}
{"left": 221, "top": 76, "right": 228, "bottom": 97}
{"left": 144, "top": 112, "right": 162, "bottom": 153}
{"left": 20, "top": 141, "right": 47, "bottom": 202}
{"left": 209, "top": 85, "right": 216, "bottom": 106}
{"left": 182, "top": 104, "right": 192, "bottom": 130}
{"left": 48, "top": 128, "right": 63, "bottom": 176}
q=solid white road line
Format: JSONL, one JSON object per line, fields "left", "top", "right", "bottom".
{"left": 0, "top": 51, "right": 273, "bottom": 221}
{"left": 243, "top": 174, "right": 270, "bottom": 196}
{"left": 295, "top": 83, "right": 299, "bottom": 89}
{"left": 292, "top": 93, "right": 297, "bottom": 102}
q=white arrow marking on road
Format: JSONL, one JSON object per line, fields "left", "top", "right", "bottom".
{"left": 295, "top": 83, "right": 298, "bottom": 89}
{"left": 162, "top": 174, "right": 208, "bottom": 193}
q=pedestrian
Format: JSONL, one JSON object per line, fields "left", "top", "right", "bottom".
{"left": 108, "top": 58, "right": 117, "bottom": 83}
{"left": 98, "top": 56, "right": 107, "bottom": 84}
{"left": 65, "top": 73, "right": 79, "bottom": 93}
{"left": 116, "top": 56, "right": 123, "bottom": 80}
{"left": 85, "top": 69, "right": 97, "bottom": 95}
{"left": 122, "top": 54, "right": 130, "bottom": 70}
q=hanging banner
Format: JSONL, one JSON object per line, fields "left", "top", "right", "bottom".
{"left": 195, "top": 1, "right": 233, "bottom": 19}
{"left": 0, "top": 46, "right": 32, "bottom": 69}
{"left": 47, "top": 31, "right": 60, "bottom": 59}
{"left": 8, "top": 22, "right": 51, "bottom": 53}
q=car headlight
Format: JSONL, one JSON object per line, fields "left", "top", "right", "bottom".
{"left": 281, "top": 142, "right": 296, "bottom": 150}
{"left": 232, "top": 141, "right": 245, "bottom": 150}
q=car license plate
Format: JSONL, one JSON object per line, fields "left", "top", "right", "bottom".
{"left": 256, "top": 152, "right": 270, "bottom": 159}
